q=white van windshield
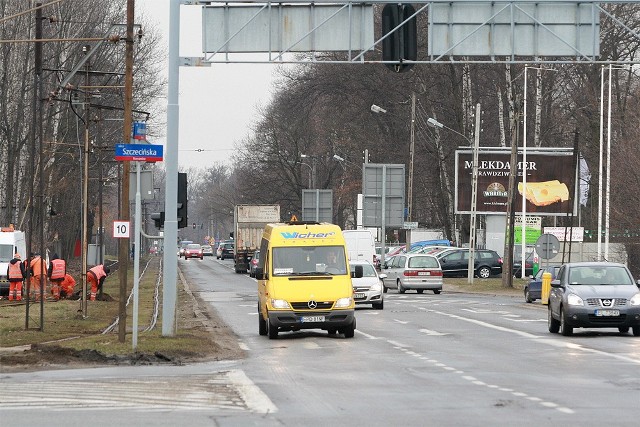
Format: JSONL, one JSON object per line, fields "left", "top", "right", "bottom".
{"left": 272, "top": 246, "right": 347, "bottom": 276}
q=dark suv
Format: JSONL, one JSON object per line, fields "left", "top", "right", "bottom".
{"left": 220, "top": 242, "right": 235, "bottom": 260}
{"left": 436, "top": 249, "right": 503, "bottom": 279}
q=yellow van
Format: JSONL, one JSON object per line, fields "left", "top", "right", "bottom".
{"left": 255, "top": 221, "right": 363, "bottom": 339}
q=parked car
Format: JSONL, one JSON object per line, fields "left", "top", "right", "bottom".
{"left": 220, "top": 241, "right": 235, "bottom": 260}
{"left": 524, "top": 265, "right": 561, "bottom": 303}
{"left": 383, "top": 253, "right": 443, "bottom": 294}
{"left": 249, "top": 250, "right": 261, "bottom": 278}
{"left": 350, "top": 260, "right": 386, "bottom": 309}
{"left": 184, "top": 243, "right": 203, "bottom": 260}
{"left": 436, "top": 248, "right": 503, "bottom": 279}
{"left": 548, "top": 262, "right": 640, "bottom": 336}
{"left": 202, "top": 245, "right": 214, "bottom": 256}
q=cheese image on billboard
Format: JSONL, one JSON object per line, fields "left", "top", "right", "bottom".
{"left": 518, "top": 180, "right": 569, "bottom": 207}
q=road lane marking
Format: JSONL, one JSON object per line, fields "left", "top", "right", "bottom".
{"left": 355, "top": 330, "right": 379, "bottom": 339}
{"left": 419, "top": 328, "right": 448, "bottom": 336}
{"left": 393, "top": 319, "right": 409, "bottom": 324}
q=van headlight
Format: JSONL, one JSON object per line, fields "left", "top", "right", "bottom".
{"left": 334, "top": 297, "right": 352, "bottom": 308}
{"left": 270, "top": 299, "right": 290, "bottom": 309}
{"left": 630, "top": 293, "right": 640, "bottom": 306}
{"left": 567, "top": 293, "right": 584, "bottom": 306}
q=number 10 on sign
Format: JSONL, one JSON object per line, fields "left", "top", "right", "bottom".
{"left": 113, "top": 221, "right": 130, "bottom": 238}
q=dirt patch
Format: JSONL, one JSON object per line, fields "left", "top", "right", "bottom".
{"left": 0, "top": 265, "right": 245, "bottom": 373}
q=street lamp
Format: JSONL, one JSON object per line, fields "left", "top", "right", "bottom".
{"left": 521, "top": 65, "right": 556, "bottom": 278}
{"left": 300, "top": 154, "right": 316, "bottom": 188}
{"left": 370, "top": 104, "right": 387, "bottom": 114}
{"left": 428, "top": 107, "right": 481, "bottom": 285}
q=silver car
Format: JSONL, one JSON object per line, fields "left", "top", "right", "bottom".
{"left": 383, "top": 254, "right": 443, "bottom": 294}
{"left": 350, "top": 260, "right": 385, "bottom": 309}
{"left": 548, "top": 262, "right": 640, "bottom": 336}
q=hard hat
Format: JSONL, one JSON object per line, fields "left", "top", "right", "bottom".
{"left": 14, "top": 253, "right": 21, "bottom": 259}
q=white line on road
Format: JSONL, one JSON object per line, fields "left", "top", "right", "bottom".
{"left": 419, "top": 328, "right": 448, "bottom": 336}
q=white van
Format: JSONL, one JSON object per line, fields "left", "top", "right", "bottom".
{"left": 342, "top": 229, "right": 376, "bottom": 267}
{"left": 0, "top": 225, "right": 27, "bottom": 296}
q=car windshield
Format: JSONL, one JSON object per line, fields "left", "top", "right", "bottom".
{"left": 272, "top": 246, "right": 347, "bottom": 276}
{"left": 187, "top": 244, "right": 200, "bottom": 249}
{"left": 351, "top": 263, "right": 376, "bottom": 277}
{"left": 568, "top": 266, "right": 633, "bottom": 285}
{"left": 408, "top": 256, "right": 439, "bottom": 269}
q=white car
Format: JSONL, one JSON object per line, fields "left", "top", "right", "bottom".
{"left": 350, "top": 260, "right": 386, "bottom": 309}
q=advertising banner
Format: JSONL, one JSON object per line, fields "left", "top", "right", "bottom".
{"left": 514, "top": 215, "right": 542, "bottom": 244}
{"left": 455, "top": 148, "right": 576, "bottom": 216}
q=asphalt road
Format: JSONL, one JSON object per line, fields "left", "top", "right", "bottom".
{"left": 2, "top": 256, "right": 639, "bottom": 426}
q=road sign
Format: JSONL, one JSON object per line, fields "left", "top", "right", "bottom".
{"left": 403, "top": 221, "right": 418, "bottom": 229}
{"left": 115, "top": 143, "right": 163, "bottom": 162}
{"left": 113, "top": 221, "right": 130, "bottom": 238}
{"left": 535, "top": 233, "right": 560, "bottom": 260}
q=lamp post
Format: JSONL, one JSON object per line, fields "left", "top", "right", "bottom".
{"left": 521, "top": 65, "right": 556, "bottom": 278}
{"left": 300, "top": 154, "right": 316, "bottom": 189}
{"left": 428, "top": 107, "right": 480, "bottom": 285}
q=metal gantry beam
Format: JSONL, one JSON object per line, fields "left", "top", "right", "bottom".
{"left": 182, "top": 1, "right": 640, "bottom": 65}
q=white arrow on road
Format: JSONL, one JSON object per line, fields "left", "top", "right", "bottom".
{"left": 419, "top": 328, "right": 448, "bottom": 336}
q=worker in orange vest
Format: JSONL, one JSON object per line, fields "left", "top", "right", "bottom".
{"left": 59, "top": 273, "right": 77, "bottom": 299}
{"left": 47, "top": 253, "right": 66, "bottom": 301}
{"left": 7, "top": 253, "right": 26, "bottom": 301}
{"left": 87, "top": 264, "right": 110, "bottom": 301}
{"left": 28, "top": 253, "right": 47, "bottom": 301}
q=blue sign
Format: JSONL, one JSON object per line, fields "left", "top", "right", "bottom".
{"left": 132, "top": 121, "right": 146, "bottom": 140}
{"left": 115, "top": 143, "right": 163, "bottom": 162}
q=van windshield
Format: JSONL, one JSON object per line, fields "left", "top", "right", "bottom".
{"left": 272, "top": 246, "right": 347, "bottom": 276}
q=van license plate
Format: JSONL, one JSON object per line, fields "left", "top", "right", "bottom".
{"left": 595, "top": 309, "right": 619, "bottom": 317}
{"left": 301, "top": 316, "right": 325, "bottom": 323}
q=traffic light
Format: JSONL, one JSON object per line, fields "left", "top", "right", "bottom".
{"left": 192, "top": 223, "right": 196, "bottom": 229}
{"left": 177, "top": 172, "right": 187, "bottom": 229}
{"left": 151, "top": 211, "right": 165, "bottom": 229}
{"left": 382, "top": 3, "right": 417, "bottom": 73}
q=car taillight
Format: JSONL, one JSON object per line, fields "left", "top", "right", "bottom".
{"left": 404, "top": 271, "right": 418, "bottom": 276}
{"left": 498, "top": 257, "right": 503, "bottom": 264}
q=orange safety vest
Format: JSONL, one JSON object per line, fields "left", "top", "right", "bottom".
{"left": 8, "top": 262, "right": 23, "bottom": 281}
{"left": 50, "top": 259, "right": 66, "bottom": 280}
{"left": 30, "top": 256, "right": 46, "bottom": 276}
{"left": 88, "top": 265, "right": 106, "bottom": 281}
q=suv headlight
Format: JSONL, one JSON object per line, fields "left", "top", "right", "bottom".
{"left": 270, "top": 299, "right": 290, "bottom": 309}
{"left": 334, "top": 297, "right": 352, "bottom": 308}
{"left": 630, "top": 293, "right": 640, "bottom": 306}
{"left": 567, "top": 293, "right": 584, "bottom": 306}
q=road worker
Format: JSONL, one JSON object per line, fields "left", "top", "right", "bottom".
{"left": 6, "top": 253, "right": 26, "bottom": 301}
{"left": 28, "top": 253, "right": 47, "bottom": 301}
{"left": 47, "top": 253, "right": 66, "bottom": 300}
{"left": 59, "top": 273, "right": 76, "bottom": 299}
{"left": 86, "top": 264, "right": 110, "bottom": 301}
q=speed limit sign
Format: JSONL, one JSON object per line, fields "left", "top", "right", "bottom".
{"left": 113, "top": 221, "right": 130, "bottom": 238}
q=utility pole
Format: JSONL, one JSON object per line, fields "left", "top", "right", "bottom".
{"left": 118, "top": 0, "right": 135, "bottom": 342}
{"left": 502, "top": 95, "right": 522, "bottom": 288}
{"left": 81, "top": 48, "right": 90, "bottom": 318}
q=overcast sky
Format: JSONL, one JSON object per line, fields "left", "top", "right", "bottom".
{"left": 137, "top": 1, "right": 278, "bottom": 170}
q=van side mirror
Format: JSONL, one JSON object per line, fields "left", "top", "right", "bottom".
{"left": 354, "top": 265, "right": 363, "bottom": 279}
{"left": 255, "top": 267, "right": 264, "bottom": 280}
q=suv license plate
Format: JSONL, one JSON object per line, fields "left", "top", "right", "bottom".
{"left": 595, "top": 309, "right": 619, "bottom": 317}
{"left": 301, "top": 316, "right": 325, "bottom": 323}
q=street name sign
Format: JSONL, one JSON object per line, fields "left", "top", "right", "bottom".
{"left": 115, "top": 143, "right": 163, "bottom": 162}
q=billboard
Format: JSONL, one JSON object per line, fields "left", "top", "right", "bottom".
{"left": 455, "top": 148, "right": 576, "bottom": 216}
{"left": 362, "top": 164, "right": 405, "bottom": 228}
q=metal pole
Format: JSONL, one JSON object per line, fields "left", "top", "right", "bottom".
{"left": 132, "top": 161, "right": 142, "bottom": 349}
{"left": 605, "top": 64, "right": 612, "bottom": 261}
{"left": 521, "top": 66, "right": 528, "bottom": 279}
{"left": 408, "top": 92, "right": 416, "bottom": 222}
{"left": 37, "top": 4, "right": 45, "bottom": 327}
{"left": 163, "top": 0, "right": 180, "bottom": 336}
{"left": 597, "top": 66, "right": 604, "bottom": 260}
{"left": 468, "top": 103, "right": 480, "bottom": 284}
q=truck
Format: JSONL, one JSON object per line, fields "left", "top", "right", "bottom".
{"left": 0, "top": 224, "right": 27, "bottom": 296}
{"left": 233, "top": 205, "right": 280, "bottom": 274}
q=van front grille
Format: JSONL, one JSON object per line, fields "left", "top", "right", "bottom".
{"left": 290, "top": 301, "right": 333, "bottom": 310}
